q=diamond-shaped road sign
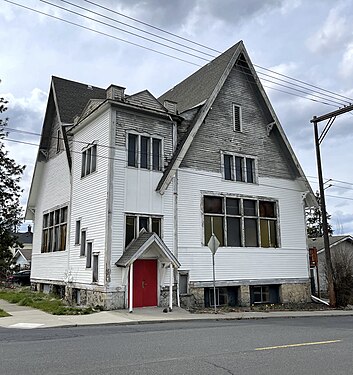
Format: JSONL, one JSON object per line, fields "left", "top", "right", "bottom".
{"left": 207, "top": 234, "right": 220, "bottom": 255}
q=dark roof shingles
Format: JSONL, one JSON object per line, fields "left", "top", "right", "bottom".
{"left": 158, "top": 42, "right": 241, "bottom": 113}
{"left": 52, "top": 76, "right": 106, "bottom": 123}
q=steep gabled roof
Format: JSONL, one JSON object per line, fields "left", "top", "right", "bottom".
{"left": 159, "top": 42, "right": 241, "bottom": 113}
{"left": 156, "top": 41, "right": 317, "bottom": 207}
{"left": 308, "top": 235, "right": 353, "bottom": 252}
{"left": 51, "top": 76, "right": 106, "bottom": 124}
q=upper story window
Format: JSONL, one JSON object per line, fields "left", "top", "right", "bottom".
{"left": 233, "top": 104, "right": 242, "bottom": 132}
{"left": 203, "top": 195, "right": 278, "bottom": 248}
{"left": 125, "top": 214, "right": 162, "bottom": 247}
{"left": 223, "top": 153, "right": 256, "bottom": 183}
{"left": 42, "top": 206, "right": 68, "bottom": 253}
{"left": 127, "top": 133, "right": 162, "bottom": 171}
{"left": 81, "top": 143, "right": 97, "bottom": 178}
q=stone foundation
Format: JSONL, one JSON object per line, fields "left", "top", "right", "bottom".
{"left": 180, "top": 287, "right": 205, "bottom": 308}
{"left": 239, "top": 285, "right": 250, "bottom": 306}
{"left": 159, "top": 286, "right": 178, "bottom": 308}
{"left": 280, "top": 282, "right": 311, "bottom": 304}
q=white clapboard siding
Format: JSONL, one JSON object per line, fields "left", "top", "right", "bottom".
{"left": 69, "top": 110, "right": 110, "bottom": 286}
{"left": 31, "top": 152, "right": 71, "bottom": 282}
{"left": 177, "top": 168, "right": 309, "bottom": 282}
{"left": 109, "top": 150, "right": 176, "bottom": 287}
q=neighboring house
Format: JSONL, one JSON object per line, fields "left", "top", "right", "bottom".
{"left": 11, "top": 226, "right": 33, "bottom": 270}
{"left": 308, "top": 235, "right": 353, "bottom": 294}
{"left": 25, "top": 41, "right": 316, "bottom": 310}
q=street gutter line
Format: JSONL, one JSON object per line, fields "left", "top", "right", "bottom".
{"left": 255, "top": 339, "right": 341, "bottom": 351}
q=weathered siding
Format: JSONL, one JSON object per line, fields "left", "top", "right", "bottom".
{"left": 69, "top": 110, "right": 111, "bottom": 286}
{"left": 115, "top": 110, "right": 174, "bottom": 165}
{"left": 177, "top": 168, "right": 309, "bottom": 283}
{"left": 180, "top": 64, "right": 298, "bottom": 180}
{"left": 31, "top": 151, "right": 70, "bottom": 282}
{"left": 126, "top": 91, "right": 166, "bottom": 112}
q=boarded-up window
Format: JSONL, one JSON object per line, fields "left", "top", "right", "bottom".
{"left": 179, "top": 273, "right": 188, "bottom": 294}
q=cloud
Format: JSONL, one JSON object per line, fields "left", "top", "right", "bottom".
{"left": 331, "top": 210, "right": 353, "bottom": 235}
{"left": 339, "top": 43, "right": 353, "bottom": 78}
{"left": 306, "top": 2, "right": 352, "bottom": 54}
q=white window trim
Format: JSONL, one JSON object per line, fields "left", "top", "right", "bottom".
{"left": 81, "top": 142, "right": 98, "bottom": 178}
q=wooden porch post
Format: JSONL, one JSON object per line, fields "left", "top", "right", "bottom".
{"left": 169, "top": 263, "right": 173, "bottom": 311}
{"left": 129, "top": 262, "right": 133, "bottom": 313}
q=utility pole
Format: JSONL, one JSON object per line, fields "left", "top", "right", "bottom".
{"left": 310, "top": 104, "right": 353, "bottom": 307}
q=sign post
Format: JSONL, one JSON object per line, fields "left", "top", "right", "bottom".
{"left": 207, "top": 233, "right": 220, "bottom": 314}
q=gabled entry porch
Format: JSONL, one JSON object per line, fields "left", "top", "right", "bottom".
{"left": 115, "top": 229, "right": 180, "bottom": 312}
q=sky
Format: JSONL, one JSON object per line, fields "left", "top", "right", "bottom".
{"left": 1, "top": 0, "right": 353, "bottom": 234}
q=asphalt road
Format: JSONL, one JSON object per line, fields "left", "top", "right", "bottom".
{"left": 1, "top": 317, "right": 352, "bottom": 375}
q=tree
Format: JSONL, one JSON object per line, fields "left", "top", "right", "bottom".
{"left": 0, "top": 96, "right": 25, "bottom": 276}
{"left": 306, "top": 191, "right": 333, "bottom": 238}
{"left": 326, "top": 249, "right": 353, "bottom": 307}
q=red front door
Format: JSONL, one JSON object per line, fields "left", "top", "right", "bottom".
{"left": 132, "top": 259, "right": 157, "bottom": 308}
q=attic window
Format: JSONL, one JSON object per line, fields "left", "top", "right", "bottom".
{"left": 233, "top": 104, "right": 242, "bottom": 132}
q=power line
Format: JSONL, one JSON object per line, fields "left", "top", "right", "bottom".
{"left": 82, "top": 0, "right": 220, "bottom": 54}
{"left": 51, "top": 0, "right": 352, "bottom": 107}
{"left": 55, "top": 0, "right": 215, "bottom": 59}
{"left": 5, "top": 0, "right": 351, "bottom": 109}
{"left": 41, "top": 0, "right": 209, "bottom": 62}
{"left": 4, "top": 136, "right": 353, "bottom": 204}
{"left": 3, "top": 0, "right": 200, "bottom": 67}
{"left": 81, "top": 0, "right": 353, "bottom": 104}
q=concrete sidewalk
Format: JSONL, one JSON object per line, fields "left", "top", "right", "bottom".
{"left": 1, "top": 299, "right": 353, "bottom": 329}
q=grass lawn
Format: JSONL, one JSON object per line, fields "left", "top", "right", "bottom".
{"left": 0, "top": 288, "right": 95, "bottom": 315}
{"left": 0, "top": 308, "right": 10, "bottom": 317}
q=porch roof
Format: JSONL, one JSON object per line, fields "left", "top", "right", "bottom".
{"left": 115, "top": 230, "right": 180, "bottom": 268}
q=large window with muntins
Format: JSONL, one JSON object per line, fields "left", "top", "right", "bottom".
{"left": 203, "top": 196, "right": 278, "bottom": 248}
{"left": 42, "top": 206, "right": 68, "bottom": 252}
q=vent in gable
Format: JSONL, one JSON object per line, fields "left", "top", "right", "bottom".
{"left": 233, "top": 104, "right": 242, "bottom": 132}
